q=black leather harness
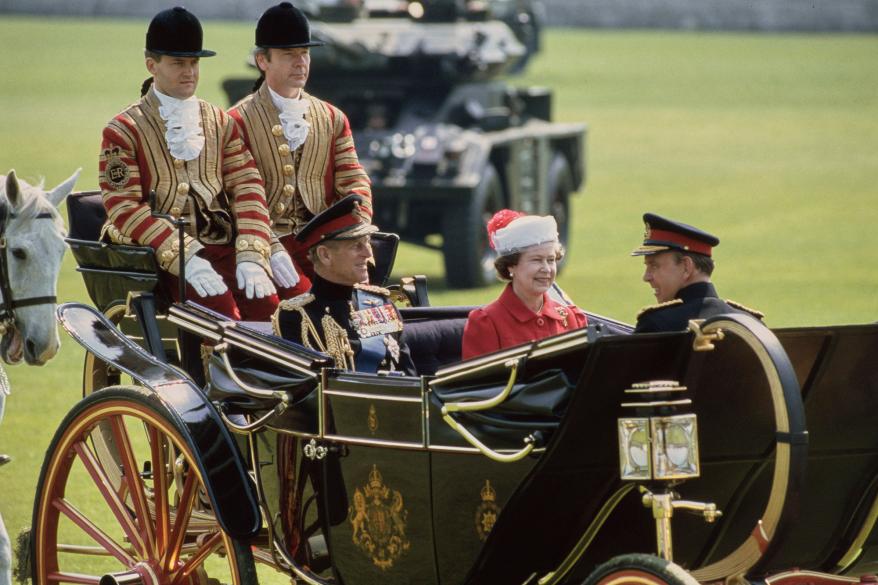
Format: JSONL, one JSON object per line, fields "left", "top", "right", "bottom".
{"left": 0, "top": 193, "right": 58, "bottom": 334}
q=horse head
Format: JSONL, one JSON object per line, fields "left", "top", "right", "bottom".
{"left": 0, "top": 169, "right": 80, "bottom": 365}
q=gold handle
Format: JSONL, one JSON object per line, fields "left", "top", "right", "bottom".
{"left": 439, "top": 358, "right": 535, "bottom": 462}
{"left": 441, "top": 358, "right": 521, "bottom": 413}
{"left": 215, "top": 343, "right": 288, "bottom": 401}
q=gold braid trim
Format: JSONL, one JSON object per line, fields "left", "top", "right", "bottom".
{"left": 321, "top": 314, "right": 356, "bottom": 370}
{"left": 637, "top": 298, "right": 683, "bottom": 319}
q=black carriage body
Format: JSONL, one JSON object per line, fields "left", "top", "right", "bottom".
{"left": 55, "top": 195, "right": 878, "bottom": 585}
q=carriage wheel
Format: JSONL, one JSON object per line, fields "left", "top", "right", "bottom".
{"left": 32, "top": 385, "right": 257, "bottom": 585}
{"left": 582, "top": 553, "right": 700, "bottom": 585}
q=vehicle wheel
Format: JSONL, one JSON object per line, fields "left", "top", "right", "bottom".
{"left": 547, "top": 153, "right": 573, "bottom": 274}
{"left": 31, "top": 385, "right": 257, "bottom": 585}
{"left": 442, "top": 165, "right": 504, "bottom": 288}
{"left": 582, "top": 553, "right": 700, "bottom": 585}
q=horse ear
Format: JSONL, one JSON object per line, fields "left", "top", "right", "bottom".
{"left": 47, "top": 168, "right": 81, "bottom": 208}
{"left": 4, "top": 169, "right": 20, "bottom": 208}
{"left": 0, "top": 173, "right": 11, "bottom": 229}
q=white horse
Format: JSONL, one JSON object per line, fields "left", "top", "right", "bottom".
{"left": 0, "top": 168, "right": 79, "bottom": 585}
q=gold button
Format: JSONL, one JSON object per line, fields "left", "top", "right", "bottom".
{"left": 272, "top": 125, "right": 284, "bottom": 137}
{"left": 275, "top": 202, "right": 286, "bottom": 213}
{"left": 173, "top": 158, "right": 184, "bottom": 169}
{"left": 278, "top": 143, "right": 291, "bottom": 156}
{"left": 170, "top": 206, "right": 181, "bottom": 215}
{"left": 236, "top": 239, "right": 249, "bottom": 251}
{"left": 161, "top": 250, "right": 174, "bottom": 261}
{"left": 283, "top": 184, "right": 295, "bottom": 196}
{"left": 283, "top": 164, "right": 294, "bottom": 176}
{"left": 177, "top": 183, "right": 189, "bottom": 195}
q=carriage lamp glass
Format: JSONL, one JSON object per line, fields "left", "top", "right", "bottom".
{"left": 618, "top": 417, "right": 651, "bottom": 480}
{"left": 651, "top": 414, "right": 699, "bottom": 480}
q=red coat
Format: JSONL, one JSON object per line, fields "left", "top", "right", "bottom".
{"left": 461, "top": 284, "right": 588, "bottom": 360}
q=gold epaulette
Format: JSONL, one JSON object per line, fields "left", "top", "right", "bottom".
{"left": 278, "top": 293, "right": 315, "bottom": 311}
{"left": 272, "top": 293, "right": 315, "bottom": 337}
{"left": 726, "top": 299, "right": 765, "bottom": 320}
{"left": 637, "top": 298, "right": 683, "bottom": 319}
{"left": 354, "top": 283, "right": 391, "bottom": 297}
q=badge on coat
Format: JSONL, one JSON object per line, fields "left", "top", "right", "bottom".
{"left": 103, "top": 147, "right": 130, "bottom": 190}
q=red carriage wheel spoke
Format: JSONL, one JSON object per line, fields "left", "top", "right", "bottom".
{"left": 73, "top": 440, "right": 147, "bottom": 558}
{"left": 109, "top": 414, "right": 157, "bottom": 560}
{"left": 148, "top": 425, "right": 170, "bottom": 561}
{"left": 46, "top": 571, "right": 102, "bottom": 584}
{"left": 171, "top": 532, "right": 223, "bottom": 585}
{"left": 52, "top": 497, "right": 136, "bottom": 566}
{"left": 162, "top": 470, "right": 198, "bottom": 571}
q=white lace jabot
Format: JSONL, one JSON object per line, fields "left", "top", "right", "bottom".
{"left": 154, "top": 87, "right": 205, "bottom": 161}
{"left": 269, "top": 87, "right": 310, "bottom": 152}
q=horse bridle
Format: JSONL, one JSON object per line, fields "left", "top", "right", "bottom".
{"left": 0, "top": 194, "right": 58, "bottom": 335}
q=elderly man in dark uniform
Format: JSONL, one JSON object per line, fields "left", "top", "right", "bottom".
{"left": 272, "top": 195, "right": 414, "bottom": 374}
{"left": 631, "top": 213, "right": 762, "bottom": 333}
{"left": 229, "top": 2, "right": 372, "bottom": 298}
{"left": 99, "top": 7, "right": 282, "bottom": 320}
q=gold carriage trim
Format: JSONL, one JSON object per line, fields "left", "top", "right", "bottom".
{"left": 475, "top": 480, "right": 501, "bottom": 542}
{"left": 349, "top": 464, "right": 411, "bottom": 570}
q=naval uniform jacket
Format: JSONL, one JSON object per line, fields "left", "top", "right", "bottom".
{"left": 99, "top": 87, "right": 273, "bottom": 276}
{"left": 462, "top": 284, "right": 588, "bottom": 360}
{"left": 273, "top": 275, "right": 415, "bottom": 375}
{"left": 634, "top": 281, "right": 763, "bottom": 333}
{"left": 228, "top": 85, "right": 372, "bottom": 255}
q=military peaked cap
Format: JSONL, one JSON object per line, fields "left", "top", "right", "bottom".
{"left": 631, "top": 213, "right": 719, "bottom": 257}
{"left": 256, "top": 2, "right": 325, "bottom": 49}
{"left": 296, "top": 195, "right": 378, "bottom": 250}
{"left": 146, "top": 7, "right": 216, "bottom": 58}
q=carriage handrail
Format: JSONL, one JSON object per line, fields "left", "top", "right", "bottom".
{"left": 214, "top": 342, "right": 291, "bottom": 401}
{"left": 440, "top": 357, "right": 522, "bottom": 413}
{"left": 437, "top": 357, "right": 538, "bottom": 462}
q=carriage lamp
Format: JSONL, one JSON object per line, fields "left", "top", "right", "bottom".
{"left": 617, "top": 380, "right": 721, "bottom": 562}
{"left": 618, "top": 381, "right": 700, "bottom": 481}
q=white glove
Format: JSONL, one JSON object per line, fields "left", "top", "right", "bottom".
{"left": 236, "top": 261, "right": 277, "bottom": 299}
{"left": 270, "top": 250, "right": 301, "bottom": 289}
{"left": 185, "top": 256, "right": 228, "bottom": 298}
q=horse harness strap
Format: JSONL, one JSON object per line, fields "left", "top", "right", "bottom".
{"left": 0, "top": 209, "right": 58, "bottom": 331}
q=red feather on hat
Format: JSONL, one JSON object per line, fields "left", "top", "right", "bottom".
{"left": 487, "top": 209, "right": 525, "bottom": 249}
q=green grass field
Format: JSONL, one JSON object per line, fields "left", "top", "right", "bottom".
{"left": 0, "top": 14, "right": 876, "bottom": 580}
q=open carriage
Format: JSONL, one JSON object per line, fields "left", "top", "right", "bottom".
{"left": 28, "top": 192, "right": 878, "bottom": 585}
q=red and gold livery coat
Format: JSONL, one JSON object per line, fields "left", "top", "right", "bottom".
{"left": 228, "top": 84, "right": 372, "bottom": 254}
{"left": 99, "top": 87, "right": 274, "bottom": 276}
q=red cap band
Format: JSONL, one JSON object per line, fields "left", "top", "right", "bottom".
{"left": 649, "top": 228, "right": 713, "bottom": 256}
{"left": 299, "top": 213, "right": 360, "bottom": 250}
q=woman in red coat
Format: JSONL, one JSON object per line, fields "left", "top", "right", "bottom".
{"left": 461, "top": 210, "right": 588, "bottom": 360}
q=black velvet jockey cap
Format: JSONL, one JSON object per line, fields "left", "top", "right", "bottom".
{"left": 631, "top": 213, "right": 720, "bottom": 257}
{"left": 256, "top": 2, "right": 325, "bottom": 48}
{"left": 296, "top": 195, "right": 378, "bottom": 250}
{"left": 146, "top": 6, "right": 216, "bottom": 57}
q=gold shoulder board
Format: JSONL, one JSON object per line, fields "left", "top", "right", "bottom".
{"left": 637, "top": 298, "right": 683, "bottom": 319}
{"left": 726, "top": 299, "right": 765, "bottom": 320}
{"left": 278, "top": 293, "right": 315, "bottom": 311}
{"left": 354, "top": 283, "right": 391, "bottom": 297}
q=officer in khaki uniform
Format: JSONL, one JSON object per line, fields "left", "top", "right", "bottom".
{"left": 631, "top": 213, "right": 763, "bottom": 333}
{"left": 273, "top": 195, "right": 414, "bottom": 375}
{"left": 229, "top": 2, "right": 372, "bottom": 299}
{"left": 99, "top": 6, "right": 283, "bottom": 320}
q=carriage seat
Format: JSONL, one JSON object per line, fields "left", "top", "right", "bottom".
{"left": 400, "top": 306, "right": 472, "bottom": 376}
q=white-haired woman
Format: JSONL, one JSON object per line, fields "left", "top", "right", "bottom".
{"left": 461, "top": 210, "right": 588, "bottom": 360}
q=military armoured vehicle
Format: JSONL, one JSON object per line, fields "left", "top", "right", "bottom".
{"left": 224, "top": 0, "right": 586, "bottom": 288}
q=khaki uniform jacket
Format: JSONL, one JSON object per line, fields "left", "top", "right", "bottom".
{"left": 99, "top": 87, "right": 273, "bottom": 276}
{"left": 229, "top": 85, "right": 372, "bottom": 254}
